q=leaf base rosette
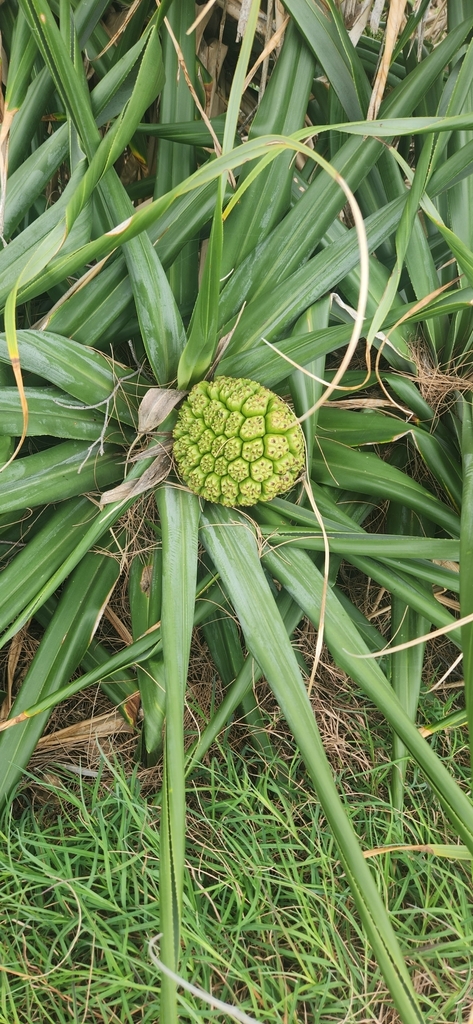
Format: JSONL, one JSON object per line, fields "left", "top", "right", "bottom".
{"left": 173, "top": 376, "right": 305, "bottom": 506}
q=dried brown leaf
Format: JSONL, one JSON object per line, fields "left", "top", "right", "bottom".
{"left": 368, "top": 0, "right": 408, "bottom": 120}
{"left": 138, "top": 388, "right": 187, "bottom": 433}
{"left": 36, "top": 710, "right": 134, "bottom": 750}
{"left": 99, "top": 444, "right": 173, "bottom": 506}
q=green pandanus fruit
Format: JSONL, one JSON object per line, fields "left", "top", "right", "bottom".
{"left": 173, "top": 376, "right": 305, "bottom": 506}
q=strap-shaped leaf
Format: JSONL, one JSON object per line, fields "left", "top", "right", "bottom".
{"left": 0, "top": 8, "right": 38, "bottom": 237}
{"left": 0, "top": 440, "right": 171, "bottom": 649}
{"left": 191, "top": 589, "right": 305, "bottom": 773}
{"left": 200, "top": 503, "right": 423, "bottom": 1024}
{"left": 156, "top": 485, "right": 200, "bottom": 1022}
{"left": 0, "top": 386, "right": 130, "bottom": 442}
{"left": 34, "top": 595, "right": 138, "bottom": 724}
{"left": 0, "top": 161, "right": 87, "bottom": 306}
{"left": 282, "top": 0, "right": 369, "bottom": 119}
{"left": 63, "top": 27, "right": 165, "bottom": 233}
{"left": 222, "top": 20, "right": 316, "bottom": 276}
{"left": 289, "top": 298, "right": 331, "bottom": 463}
{"left": 0, "top": 497, "right": 92, "bottom": 634}
{"left": 262, "top": 540, "right": 473, "bottom": 852}
{"left": 265, "top": 497, "right": 461, "bottom": 638}
{"left": 216, "top": 16, "right": 473, "bottom": 325}
{"left": 177, "top": 179, "right": 224, "bottom": 388}
{"left": 12, "top": 4, "right": 182, "bottom": 386}
{"left": 129, "top": 552, "right": 165, "bottom": 758}
{"left": 0, "top": 576, "right": 223, "bottom": 722}
{"left": 154, "top": 0, "right": 199, "bottom": 322}
{"left": 10, "top": 137, "right": 290, "bottom": 307}
{"left": 387, "top": 497, "right": 430, "bottom": 814}
{"left": 311, "top": 438, "right": 460, "bottom": 537}
{"left": 3, "top": 10, "right": 38, "bottom": 114}
{"left": 0, "top": 440, "right": 124, "bottom": 513}
{"left": 0, "top": 539, "right": 121, "bottom": 804}
{"left": 460, "top": 397, "right": 473, "bottom": 759}
{"left": 19, "top": 0, "right": 99, "bottom": 160}
{"left": 47, "top": 183, "right": 217, "bottom": 347}
{"left": 0, "top": 330, "right": 139, "bottom": 425}
{"left": 219, "top": 195, "right": 405, "bottom": 353}
{"left": 4, "top": 36, "right": 153, "bottom": 238}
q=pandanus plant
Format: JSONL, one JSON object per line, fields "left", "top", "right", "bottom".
{"left": 1, "top": 0, "right": 473, "bottom": 1019}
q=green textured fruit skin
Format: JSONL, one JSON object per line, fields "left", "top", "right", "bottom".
{"left": 173, "top": 376, "right": 305, "bottom": 506}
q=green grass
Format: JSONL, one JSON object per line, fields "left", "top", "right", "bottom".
{"left": 0, "top": 731, "right": 471, "bottom": 1024}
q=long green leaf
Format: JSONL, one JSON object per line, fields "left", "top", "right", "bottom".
{"left": 178, "top": 0, "right": 261, "bottom": 387}
{"left": 262, "top": 541, "right": 473, "bottom": 850}
{"left": 0, "top": 387, "right": 132, "bottom": 442}
{"left": 177, "top": 178, "right": 224, "bottom": 388}
{"left": 220, "top": 195, "right": 406, "bottom": 355}
{"left": 256, "top": 527, "right": 459, "bottom": 561}
{"left": 0, "top": 441, "right": 123, "bottom": 513}
{"left": 386, "top": 495, "right": 430, "bottom": 816}
{"left": 0, "top": 330, "right": 140, "bottom": 426}
{"left": 217, "top": 15, "right": 473, "bottom": 326}
{"left": 200, "top": 503, "right": 423, "bottom": 1024}
{"left": 289, "top": 299, "right": 330, "bottom": 464}
{"left": 0, "top": 497, "right": 92, "bottom": 634}
{"left": 282, "top": 0, "right": 369, "bottom": 119}
{"left": 129, "top": 553, "right": 165, "bottom": 759}
{"left": 460, "top": 396, "right": 473, "bottom": 761}
{"left": 154, "top": 0, "right": 198, "bottom": 317}
{"left": 11, "top": 138, "right": 287, "bottom": 308}
{"left": 18, "top": 0, "right": 99, "bottom": 161}
{"left": 0, "top": 540, "right": 121, "bottom": 804}
{"left": 34, "top": 595, "right": 139, "bottom": 724}
{"left": 156, "top": 485, "right": 200, "bottom": 1024}
{"left": 311, "top": 439, "right": 460, "bottom": 537}
{"left": 0, "top": 440, "right": 167, "bottom": 649}
{"left": 221, "top": 19, "right": 316, "bottom": 275}
{"left": 187, "top": 589, "right": 305, "bottom": 776}
{"left": 5, "top": 36, "right": 151, "bottom": 238}
{"left": 0, "top": 576, "right": 223, "bottom": 722}
{"left": 265, "top": 496, "right": 461, "bottom": 640}
{"left": 16, "top": 1, "right": 183, "bottom": 385}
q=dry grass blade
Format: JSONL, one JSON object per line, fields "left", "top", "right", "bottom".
{"left": 348, "top": 609, "right": 473, "bottom": 659}
{"left": 303, "top": 479, "right": 330, "bottom": 697}
{"left": 368, "top": 0, "right": 408, "bottom": 120}
{"left": 261, "top": 336, "right": 361, "bottom": 392}
{"left": 348, "top": 1, "right": 374, "bottom": 46}
{"left": 363, "top": 843, "right": 471, "bottom": 860}
{"left": 103, "top": 606, "right": 133, "bottom": 644}
{"left": 97, "top": 0, "right": 144, "bottom": 57}
{"left": 148, "top": 936, "right": 260, "bottom": 1024}
{"left": 34, "top": 256, "right": 113, "bottom": 331}
{"left": 164, "top": 15, "right": 224, "bottom": 162}
{"left": 213, "top": 0, "right": 267, "bottom": 37}
{"left": 242, "top": 14, "right": 289, "bottom": 92}
{"left": 187, "top": 0, "right": 219, "bottom": 36}
{"left": 428, "top": 651, "right": 463, "bottom": 692}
